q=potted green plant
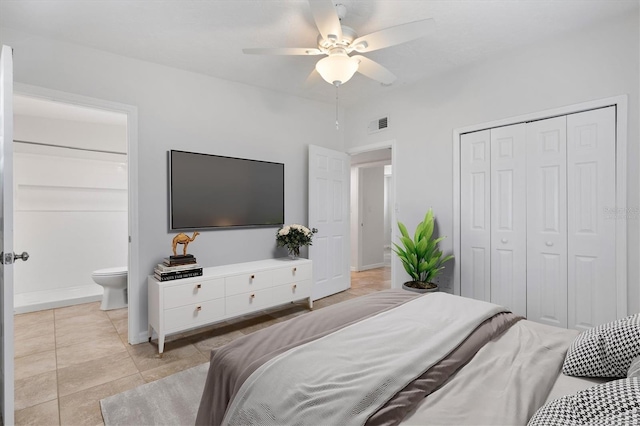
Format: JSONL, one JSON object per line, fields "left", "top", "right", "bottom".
{"left": 393, "top": 208, "right": 454, "bottom": 293}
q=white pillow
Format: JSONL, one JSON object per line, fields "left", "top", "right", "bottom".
{"left": 563, "top": 313, "right": 640, "bottom": 378}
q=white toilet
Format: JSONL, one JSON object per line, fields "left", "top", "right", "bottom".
{"left": 91, "top": 266, "right": 128, "bottom": 311}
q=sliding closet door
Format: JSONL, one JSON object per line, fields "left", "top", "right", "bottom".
{"left": 567, "top": 107, "right": 616, "bottom": 331}
{"left": 490, "top": 124, "right": 527, "bottom": 317}
{"left": 460, "top": 130, "right": 491, "bottom": 302}
{"left": 526, "top": 116, "right": 568, "bottom": 328}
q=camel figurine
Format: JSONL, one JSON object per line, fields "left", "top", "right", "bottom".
{"left": 172, "top": 232, "right": 200, "bottom": 256}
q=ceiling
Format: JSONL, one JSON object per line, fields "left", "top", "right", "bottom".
{"left": 1, "top": 1, "right": 637, "bottom": 105}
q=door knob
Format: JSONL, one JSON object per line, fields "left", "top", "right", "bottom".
{"left": 545, "top": 241, "right": 554, "bottom": 247}
{"left": 15, "top": 252, "right": 29, "bottom": 261}
{"left": 1, "top": 251, "right": 29, "bottom": 264}
{"left": 501, "top": 238, "right": 508, "bottom": 244}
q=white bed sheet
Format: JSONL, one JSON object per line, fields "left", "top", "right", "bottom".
{"left": 544, "top": 372, "right": 610, "bottom": 404}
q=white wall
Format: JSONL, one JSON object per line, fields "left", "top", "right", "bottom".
{"left": 13, "top": 146, "right": 128, "bottom": 301}
{"left": 12, "top": 115, "right": 128, "bottom": 311}
{"left": 0, "top": 27, "right": 343, "bottom": 341}
{"left": 344, "top": 13, "right": 640, "bottom": 314}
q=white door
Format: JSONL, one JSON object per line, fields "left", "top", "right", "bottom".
{"left": 526, "top": 116, "right": 568, "bottom": 328}
{"left": 0, "top": 45, "right": 15, "bottom": 426}
{"left": 490, "top": 124, "right": 527, "bottom": 317}
{"left": 308, "top": 145, "right": 351, "bottom": 300}
{"left": 460, "top": 130, "right": 491, "bottom": 302}
{"left": 567, "top": 107, "right": 616, "bottom": 331}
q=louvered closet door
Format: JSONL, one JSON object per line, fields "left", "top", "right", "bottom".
{"left": 460, "top": 130, "right": 491, "bottom": 302}
{"left": 567, "top": 107, "right": 616, "bottom": 331}
{"left": 490, "top": 125, "right": 527, "bottom": 317}
{"left": 526, "top": 116, "right": 568, "bottom": 328}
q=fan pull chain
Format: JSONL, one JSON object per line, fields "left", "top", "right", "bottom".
{"left": 335, "top": 84, "right": 339, "bottom": 130}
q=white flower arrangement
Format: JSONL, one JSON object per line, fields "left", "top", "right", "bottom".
{"left": 276, "top": 224, "right": 318, "bottom": 258}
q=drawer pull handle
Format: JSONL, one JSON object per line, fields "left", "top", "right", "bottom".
{"left": 293, "top": 267, "right": 297, "bottom": 273}
{"left": 293, "top": 284, "right": 297, "bottom": 290}
{"left": 196, "top": 284, "right": 202, "bottom": 289}
{"left": 250, "top": 275, "right": 255, "bottom": 280}
{"left": 196, "top": 305, "right": 202, "bottom": 311}
{"left": 250, "top": 293, "right": 255, "bottom": 299}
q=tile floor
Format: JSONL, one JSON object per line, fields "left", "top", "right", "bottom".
{"left": 13, "top": 266, "right": 390, "bottom": 425}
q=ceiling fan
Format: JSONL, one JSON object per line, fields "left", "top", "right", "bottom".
{"left": 242, "top": 0, "right": 435, "bottom": 87}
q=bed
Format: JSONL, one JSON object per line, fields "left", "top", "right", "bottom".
{"left": 195, "top": 289, "right": 639, "bottom": 425}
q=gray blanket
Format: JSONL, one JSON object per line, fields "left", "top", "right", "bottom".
{"left": 401, "top": 320, "right": 580, "bottom": 425}
{"left": 196, "top": 290, "right": 519, "bottom": 425}
{"left": 221, "top": 293, "right": 508, "bottom": 426}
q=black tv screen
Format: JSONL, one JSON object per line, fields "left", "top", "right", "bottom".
{"left": 169, "top": 150, "right": 284, "bottom": 230}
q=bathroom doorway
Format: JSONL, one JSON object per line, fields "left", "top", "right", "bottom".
{"left": 12, "top": 84, "right": 140, "bottom": 343}
{"left": 12, "top": 95, "right": 129, "bottom": 313}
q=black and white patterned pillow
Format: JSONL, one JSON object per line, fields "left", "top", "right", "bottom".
{"left": 528, "top": 377, "right": 640, "bottom": 426}
{"left": 563, "top": 314, "right": 640, "bottom": 378}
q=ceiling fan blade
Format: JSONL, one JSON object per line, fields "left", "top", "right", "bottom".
{"left": 308, "top": 0, "right": 343, "bottom": 43}
{"left": 243, "top": 47, "right": 324, "bottom": 56}
{"left": 352, "top": 55, "right": 397, "bottom": 85}
{"left": 350, "top": 18, "right": 435, "bottom": 53}
{"left": 302, "top": 69, "right": 323, "bottom": 88}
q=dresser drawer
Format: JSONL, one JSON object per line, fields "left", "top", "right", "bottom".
{"left": 225, "top": 270, "right": 273, "bottom": 296}
{"left": 272, "top": 263, "right": 312, "bottom": 284}
{"left": 272, "top": 280, "right": 312, "bottom": 304}
{"left": 225, "top": 288, "right": 274, "bottom": 316}
{"left": 164, "top": 298, "right": 225, "bottom": 331}
{"left": 163, "top": 278, "right": 224, "bottom": 310}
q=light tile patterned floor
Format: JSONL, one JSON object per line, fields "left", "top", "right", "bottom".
{"left": 14, "top": 267, "right": 390, "bottom": 425}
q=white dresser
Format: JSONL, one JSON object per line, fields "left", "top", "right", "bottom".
{"left": 147, "top": 258, "right": 312, "bottom": 355}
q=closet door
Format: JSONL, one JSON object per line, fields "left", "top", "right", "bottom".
{"left": 567, "top": 107, "right": 616, "bottom": 331}
{"left": 490, "top": 125, "right": 527, "bottom": 317}
{"left": 526, "top": 117, "right": 568, "bottom": 328}
{"left": 460, "top": 130, "right": 491, "bottom": 302}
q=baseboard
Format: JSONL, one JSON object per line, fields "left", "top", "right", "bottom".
{"left": 350, "top": 266, "right": 357, "bottom": 272}
{"left": 14, "top": 285, "right": 103, "bottom": 314}
{"left": 358, "top": 263, "right": 386, "bottom": 271}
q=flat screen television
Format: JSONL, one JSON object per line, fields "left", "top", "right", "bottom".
{"left": 169, "top": 150, "right": 284, "bottom": 230}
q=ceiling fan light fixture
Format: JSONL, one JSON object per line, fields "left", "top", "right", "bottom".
{"left": 315, "top": 53, "right": 359, "bottom": 86}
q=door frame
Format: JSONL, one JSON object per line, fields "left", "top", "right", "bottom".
{"left": 14, "top": 83, "right": 140, "bottom": 343}
{"left": 452, "top": 95, "right": 628, "bottom": 317}
{"left": 348, "top": 140, "right": 397, "bottom": 287}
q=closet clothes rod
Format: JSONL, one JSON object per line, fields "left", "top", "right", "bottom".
{"left": 13, "top": 139, "right": 126, "bottom": 156}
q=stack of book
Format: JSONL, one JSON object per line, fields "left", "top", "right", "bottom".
{"left": 154, "top": 254, "right": 203, "bottom": 281}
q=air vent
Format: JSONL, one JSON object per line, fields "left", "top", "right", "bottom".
{"left": 368, "top": 115, "right": 389, "bottom": 134}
